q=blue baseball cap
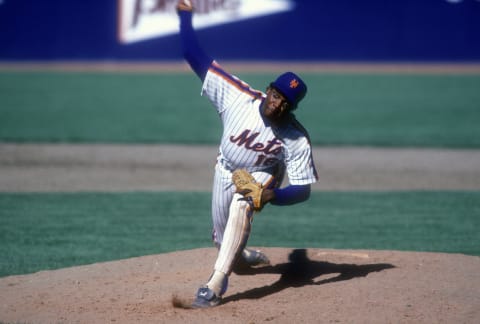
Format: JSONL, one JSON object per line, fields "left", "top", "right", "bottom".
{"left": 270, "top": 72, "right": 307, "bottom": 109}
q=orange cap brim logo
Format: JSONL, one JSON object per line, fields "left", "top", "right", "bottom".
{"left": 290, "top": 79, "right": 299, "bottom": 88}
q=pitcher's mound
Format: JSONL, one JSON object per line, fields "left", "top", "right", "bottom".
{"left": 1, "top": 248, "right": 479, "bottom": 323}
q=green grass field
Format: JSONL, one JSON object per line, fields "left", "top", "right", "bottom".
{"left": 1, "top": 191, "right": 479, "bottom": 277}
{"left": 1, "top": 71, "right": 480, "bottom": 147}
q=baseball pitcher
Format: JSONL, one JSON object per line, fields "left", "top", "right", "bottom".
{"left": 176, "top": 0, "right": 318, "bottom": 308}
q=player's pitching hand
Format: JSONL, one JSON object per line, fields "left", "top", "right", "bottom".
{"left": 177, "top": 0, "right": 193, "bottom": 12}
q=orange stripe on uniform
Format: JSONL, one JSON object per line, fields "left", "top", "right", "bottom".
{"left": 209, "top": 62, "right": 264, "bottom": 100}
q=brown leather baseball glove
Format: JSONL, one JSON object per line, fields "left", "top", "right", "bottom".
{"left": 232, "top": 169, "right": 264, "bottom": 211}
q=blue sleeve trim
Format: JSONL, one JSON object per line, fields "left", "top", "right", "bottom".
{"left": 178, "top": 11, "right": 213, "bottom": 81}
{"left": 271, "top": 184, "right": 311, "bottom": 206}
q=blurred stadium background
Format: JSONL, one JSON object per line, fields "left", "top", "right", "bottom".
{"left": 1, "top": 0, "right": 479, "bottom": 62}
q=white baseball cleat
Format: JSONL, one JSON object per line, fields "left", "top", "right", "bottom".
{"left": 191, "top": 286, "right": 222, "bottom": 308}
{"left": 242, "top": 248, "right": 270, "bottom": 266}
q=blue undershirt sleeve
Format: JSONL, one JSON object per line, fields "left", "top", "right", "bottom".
{"left": 178, "top": 10, "right": 213, "bottom": 81}
{"left": 271, "top": 184, "right": 311, "bottom": 206}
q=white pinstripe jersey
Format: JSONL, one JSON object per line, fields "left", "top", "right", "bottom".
{"left": 202, "top": 62, "right": 318, "bottom": 186}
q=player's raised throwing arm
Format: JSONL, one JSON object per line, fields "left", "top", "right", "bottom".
{"left": 177, "top": 1, "right": 213, "bottom": 81}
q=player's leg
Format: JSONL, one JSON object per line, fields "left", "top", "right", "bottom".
{"left": 212, "top": 164, "right": 284, "bottom": 264}
{"left": 193, "top": 163, "right": 246, "bottom": 307}
{"left": 191, "top": 163, "right": 232, "bottom": 307}
{"left": 209, "top": 168, "right": 284, "bottom": 280}
{"left": 205, "top": 164, "right": 248, "bottom": 291}
{"left": 192, "top": 164, "right": 285, "bottom": 307}
{"left": 211, "top": 163, "right": 264, "bottom": 261}
{"left": 211, "top": 163, "right": 286, "bottom": 269}
{"left": 210, "top": 192, "right": 253, "bottom": 281}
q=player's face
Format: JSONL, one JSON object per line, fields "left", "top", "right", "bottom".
{"left": 262, "top": 87, "right": 289, "bottom": 121}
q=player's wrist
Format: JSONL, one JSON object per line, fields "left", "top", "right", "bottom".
{"left": 261, "top": 189, "right": 276, "bottom": 205}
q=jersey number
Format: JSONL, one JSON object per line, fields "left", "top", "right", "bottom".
{"left": 254, "top": 154, "right": 278, "bottom": 167}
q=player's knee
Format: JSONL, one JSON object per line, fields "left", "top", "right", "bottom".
{"left": 229, "top": 193, "right": 254, "bottom": 223}
{"left": 230, "top": 193, "right": 251, "bottom": 213}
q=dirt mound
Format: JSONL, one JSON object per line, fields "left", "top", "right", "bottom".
{"left": 1, "top": 248, "right": 479, "bottom": 323}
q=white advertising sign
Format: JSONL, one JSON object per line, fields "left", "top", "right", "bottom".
{"left": 118, "top": 0, "right": 294, "bottom": 44}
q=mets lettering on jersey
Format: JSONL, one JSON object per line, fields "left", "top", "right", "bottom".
{"left": 230, "top": 130, "right": 282, "bottom": 154}
{"left": 230, "top": 130, "right": 283, "bottom": 167}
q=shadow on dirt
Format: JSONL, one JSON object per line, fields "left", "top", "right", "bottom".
{"left": 224, "top": 249, "right": 395, "bottom": 304}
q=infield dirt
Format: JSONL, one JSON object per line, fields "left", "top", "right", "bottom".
{"left": 1, "top": 143, "right": 480, "bottom": 192}
{"left": 1, "top": 247, "right": 479, "bottom": 324}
